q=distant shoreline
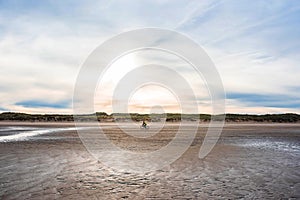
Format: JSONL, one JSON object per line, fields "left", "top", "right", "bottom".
{"left": 0, "top": 112, "right": 299, "bottom": 123}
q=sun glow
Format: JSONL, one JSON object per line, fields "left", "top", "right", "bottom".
{"left": 94, "top": 51, "right": 212, "bottom": 114}
{"left": 127, "top": 85, "right": 180, "bottom": 114}
{"left": 94, "top": 52, "right": 183, "bottom": 114}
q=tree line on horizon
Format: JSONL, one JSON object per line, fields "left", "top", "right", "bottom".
{"left": 0, "top": 112, "right": 299, "bottom": 123}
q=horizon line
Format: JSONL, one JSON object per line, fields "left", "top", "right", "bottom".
{"left": 1, "top": 111, "right": 299, "bottom": 116}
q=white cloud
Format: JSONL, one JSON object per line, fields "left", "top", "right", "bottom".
{"left": 0, "top": 0, "right": 299, "bottom": 114}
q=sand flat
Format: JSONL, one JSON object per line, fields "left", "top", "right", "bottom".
{"left": 0, "top": 122, "right": 299, "bottom": 199}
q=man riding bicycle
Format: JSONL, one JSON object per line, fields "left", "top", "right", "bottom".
{"left": 142, "top": 120, "right": 147, "bottom": 128}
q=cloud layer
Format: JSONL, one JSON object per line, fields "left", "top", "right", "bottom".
{"left": 0, "top": 0, "right": 299, "bottom": 114}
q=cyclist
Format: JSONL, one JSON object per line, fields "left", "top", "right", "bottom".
{"left": 142, "top": 120, "right": 147, "bottom": 128}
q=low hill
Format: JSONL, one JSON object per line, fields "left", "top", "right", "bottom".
{"left": 0, "top": 112, "right": 299, "bottom": 123}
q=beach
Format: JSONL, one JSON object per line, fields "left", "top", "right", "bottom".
{"left": 0, "top": 122, "right": 299, "bottom": 199}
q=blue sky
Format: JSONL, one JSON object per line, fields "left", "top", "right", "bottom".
{"left": 0, "top": 0, "right": 299, "bottom": 114}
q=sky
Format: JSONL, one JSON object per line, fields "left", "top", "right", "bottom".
{"left": 0, "top": 0, "right": 299, "bottom": 114}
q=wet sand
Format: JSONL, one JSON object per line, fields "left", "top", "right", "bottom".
{"left": 0, "top": 122, "right": 300, "bottom": 199}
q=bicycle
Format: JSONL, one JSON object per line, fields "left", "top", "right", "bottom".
{"left": 140, "top": 124, "right": 150, "bottom": 129}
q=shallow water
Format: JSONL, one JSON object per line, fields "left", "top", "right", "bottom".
{"left": 0, "top": 126, "right": 38, "bottom": 136}
{"left": 0, "top": 126, "right": 96, "bottom": 142}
